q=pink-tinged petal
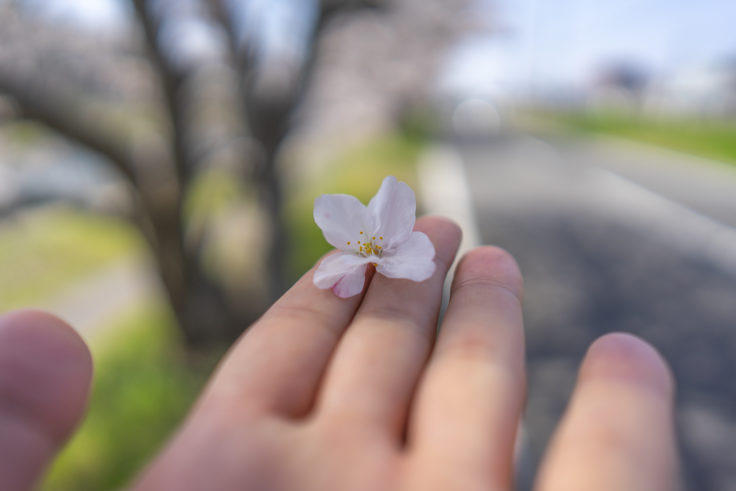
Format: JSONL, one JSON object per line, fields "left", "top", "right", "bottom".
{"left": 314, "top": 194, "right": 374, "bottom": 250}
{"left": 375, "top": 231, "right": 436, "bottom": 281}
{"left": 331, "top": 265, "right": 370, "bottom": 298}
{"left": 367, "top": 176, "right": 416, "bottom": 249}
{"left": 313, "top": 252, "right": 372, "bottom": 295}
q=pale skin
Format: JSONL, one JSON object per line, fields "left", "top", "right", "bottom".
{"left": 0, "top": 216, "right": 678, "bottom": 491}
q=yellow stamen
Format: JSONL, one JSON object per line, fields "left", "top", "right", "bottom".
{"left": 347, "top": 241, "right": 351, "bottom": 245}
{"left": 354, "top": 233, "right": 384, "bottom": 259}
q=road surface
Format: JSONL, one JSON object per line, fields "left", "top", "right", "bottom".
{"left": 455, "top": 132, "right": 736, "bottom": 491}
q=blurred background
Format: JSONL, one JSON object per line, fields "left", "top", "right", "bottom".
{"left": 0, "top": 0, "right": 734, "bottom": 489}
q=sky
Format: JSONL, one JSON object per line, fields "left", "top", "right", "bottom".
{"left": 442, "top": 0, "right": 736, "bottom": 96}
{"left": 27, "top": 0, "right": 316, "bottom": 62}
{"left": 24, "top": 0, "right": 736, "bottom": 96}
{"left": 22, "top": 0, "right": 129, "bottom": 31}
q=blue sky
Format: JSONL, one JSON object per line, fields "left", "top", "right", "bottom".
{"left": 29, "top": 0, "right": 315, "bottom": 60}
{"left": 443, "top": 0, "right": 736, "bottom": 95}
{"left": 24, "top": 0, "right": 129, "bottom": 30}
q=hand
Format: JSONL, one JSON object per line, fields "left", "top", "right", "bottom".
{"left": 0, "top": 217, "right": 677, "bottom": 490}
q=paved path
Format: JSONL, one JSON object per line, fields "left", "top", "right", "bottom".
{"left": 454, "top": 133, "right": 736, "bottom": 491}
{"left": 38, "top": 256, "right": 159, "bottom": 342}
{"left": 562, "top": 135, "right": 736, "bottom": 229}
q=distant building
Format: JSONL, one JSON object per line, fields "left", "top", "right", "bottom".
{"left": 643, "top": 61, "right": 736, "bottom": 118}
{"left": 587, "top": 61, "right": 651, "bottom": 112}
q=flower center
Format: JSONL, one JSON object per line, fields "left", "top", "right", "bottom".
{"left": 348, "top": 231, "right": 384, "bottom": 258}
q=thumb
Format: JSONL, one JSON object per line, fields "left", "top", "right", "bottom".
{"left": 0, "top": 310, "right": 93, "bottom": 491}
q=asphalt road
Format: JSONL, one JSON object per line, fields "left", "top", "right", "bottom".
{"left": 456, "top": 133, "right": 736, "bottom": 491}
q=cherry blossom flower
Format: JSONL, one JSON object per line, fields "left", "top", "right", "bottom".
{"left": 313, "top": 176, "right": 436, "bottom": 298}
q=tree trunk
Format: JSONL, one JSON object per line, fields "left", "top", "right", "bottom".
{"left": 259, "top": 148, "right": 288, "bottom": 303}
{"left": 143, "top": 189, "right": 254, "bottom": 348}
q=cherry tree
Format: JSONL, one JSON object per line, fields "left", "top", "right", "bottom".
{"left": 0, "top": 0, "right": 477, "bottom": 346}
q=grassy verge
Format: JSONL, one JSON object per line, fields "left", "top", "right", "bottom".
{"left": 285, "top": 131, "right": 425, "bottom": 279}
{"left": 43, "top": 301, "right": 221, "bottom": 490}
{"left": 533, "top": 110, "right": 736, "bottom": 166}
{"left": 0, "top": 206, "right": 143, "bottom": 312}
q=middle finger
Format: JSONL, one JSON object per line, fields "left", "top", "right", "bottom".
{"left": 316, "top": 216, "right": 461, "bottom": 439}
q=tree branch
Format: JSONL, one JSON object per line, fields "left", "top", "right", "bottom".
{"left": 319, "top": 0, "right": 386, "bottom": 28}
{"left": 205, "top": 0, "right": 258, "bottom": 83}
{"left": 130, "top": 0, "right": 193, "bottom": 184}
{"left": 0, "top": 71, "right": 136, "bottom": 184}
{"left": 205, "top": 0, "right": 238, "bottom": 54}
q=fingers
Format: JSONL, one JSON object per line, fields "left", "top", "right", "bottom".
{"left": 202, "top": 255, "right": 369, "bottom": 418}
{"left": 0, "top": 310, "right": 92, "bottom": 491}
{"left": 407, "top": 247, "right": 525, "bottom": 489}
{"left": 536, "top": 333, "right": 678, "bottom": 491}
{"left": 317, "top": 216, "right": 461, "bottom": 438}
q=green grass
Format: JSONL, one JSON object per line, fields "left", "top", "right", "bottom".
{"left": 43, "top": 302, "right": 222, "bottom": 490}
{"left": 538, "top": 110, "right": 736, "bottom": 166}
{"left": 0, "top": 206, "right": 144, "bottom": 312}
{"left": 285, "top": 132, "right": 425, "bottom": 279}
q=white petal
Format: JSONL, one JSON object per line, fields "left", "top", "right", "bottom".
{"left": 314, "top": 194, "right": 374, "bottom": 250}
{"left": 313, "top": 252, "right": 372, "bottom": 295}
{"left": 367, "top": 176, "right": 416, "bottom": 249}
{"left": 376, "top": 231, "right": 436, "bottom": 282}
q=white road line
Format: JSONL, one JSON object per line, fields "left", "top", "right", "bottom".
{"left": 417, "top": 143, "right": 484, "bottom": 312}
{"left": 588, "top": 167, "right": 736, "bottom": 273}
{"left": 592, "top": 134, "right": 736, "bottom": 175}
{"left": 417, "top": 144, "right": 481, "bottom": 257}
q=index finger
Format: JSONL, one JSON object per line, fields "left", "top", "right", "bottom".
{"left": 202, "top": 254, "right": 369, "bottom": 418}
